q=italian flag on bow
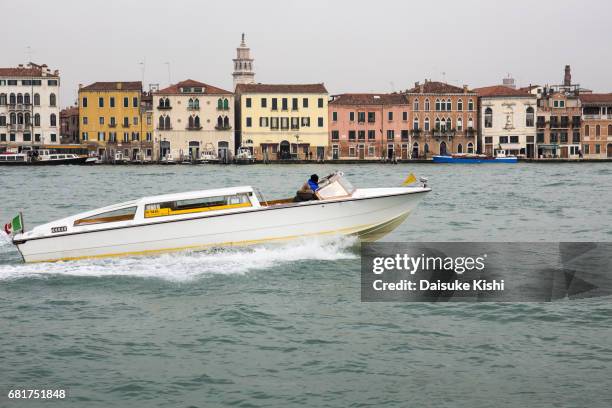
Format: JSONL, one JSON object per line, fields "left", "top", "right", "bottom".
{"left": 4, "top": 213, "right": 23, "bottom": 235}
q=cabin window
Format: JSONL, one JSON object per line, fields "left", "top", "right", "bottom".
{"left": 74, "top": 207, "right": 137, "bottom": 226}
{"left": 144, "top": 194, "right": 251, "bottom": 218}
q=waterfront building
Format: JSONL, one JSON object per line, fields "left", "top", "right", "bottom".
{"left": 0, "top": 63, "right": 60, "bottom": 150}
{"left": 60, "top": 106, "right": 79, "bottom": 144}
{"left": 474, "top": 85, "right": 537, "bottom": 157}
{"left": 78, "top": 81, "right": 153, "bottom": 161}
{"left": 232, "top": 34, "right": 255, "bottom": 90}
{"left": 404, "top": 80, "right": 478, "bottom": 158}
{"left": 153, "top": 79, "right": 234, "bottom": 161}
{"left": 234, "top": 83, "right": 329, "bottom": 161}
{"left": 328, "top": 93, "right": 411, "bottom": 160}
{"left": 579, "top": 93, "right": 612, "bottom": 159}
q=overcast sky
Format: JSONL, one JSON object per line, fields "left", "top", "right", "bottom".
{"left": 5, "top": 0, "right": 611, "bottom": 106}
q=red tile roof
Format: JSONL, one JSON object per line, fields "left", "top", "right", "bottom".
{"left": 579, "top": 93, "right": 612, "bottom": 104}
{"left": 518, "top": 85, "right": 540, "bottom": 92}
{"left": 60, "top": 106, "right": 79, "bottom": 116}
{"left": 80, "top": 81, "right": 142, "bottom": 92}
{"left": 235, "top": 83, "right": 328, "bottom": 94}
{"left": 474, "top": 85, "right": 533, "bottom": 97}
{"left": 406, "top": 81, "right": 471, "bottom": 94}
{"left": 329, "top": 93, "right": 408, "bottom": 106}
{"left": 0, "top": 67, "right": 58, "bottom": 78}
{"left": 155, "top": 79, "right": 231, "bottom": 95}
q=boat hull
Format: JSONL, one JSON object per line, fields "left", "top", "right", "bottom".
{"left": 0, "top": 157, "right": 89, "bottom": 166}
{"left": 15, "top": 190, "right": 428, "bottom": 262}
{"left": 432, "top": 155, "right": 518, "bottom": 163}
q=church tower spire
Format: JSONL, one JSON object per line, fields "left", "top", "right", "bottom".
{"left": 232, "top": 33, "right": 255, "bottom": 89}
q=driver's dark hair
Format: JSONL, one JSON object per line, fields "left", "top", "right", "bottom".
{"left": 310, "top": 174, "right": 319, "bottom": 183}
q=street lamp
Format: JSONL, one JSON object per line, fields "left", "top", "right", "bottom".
{"left": 294, "top": 134, "right": 300, "bottom": 160}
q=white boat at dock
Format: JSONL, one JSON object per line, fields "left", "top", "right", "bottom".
{"left": 0, "top": 149, "right": 88, "bottom": 166}
{"left": 9, "top": 172, "right": 430, "bottom": 263}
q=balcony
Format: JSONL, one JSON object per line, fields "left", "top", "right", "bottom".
{"left": 411, "top": 129, "right": 422, "bottom": 138}
{"left": 217, "top": 106, "right": 230, "bottom": 111}
{"left": 215, "top": 125, "right": 232, "bottom": 130}
{"left": 186, "top": 126, "right": 203, "bottom": 131}
{"left": 122, "top": 123, "right": 130, "bottom": 128}
{"left": 157, "top": 105, "right": 172, "bottom": 110}
{"left": 157, "top": 126, "right": 172, "bottom": 130}
{"left": 109, "top": 123, "right": 117, "bottom": 128}
{"left": 187, "top": 106, "right": 200, "bottom": 111}
{"left": 466, "top": 128, "right": 476, "bottom": 137}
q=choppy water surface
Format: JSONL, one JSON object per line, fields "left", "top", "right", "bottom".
{"left": 1, "top": 163, "right": 611, "bottom": 407}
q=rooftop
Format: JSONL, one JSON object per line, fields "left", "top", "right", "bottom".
{"left": 156, "top": 79, "right": 232, "bottom": 95}
{"left": 80, "top": 81, "right": 142, "bottom": 92}
{"left": 406, "top": 80, "right": 473, "bottom": 94}
{"left": 0, "top": 62, "right": 59, "bottom": 78}
{"left": 329, "top": 93, "right": 408, "bottom": 105}
{"left": 235, "top": 83, "right": 328, "bottom": 94}
{"left": 473, "top": 85, "right": 534, "bottom": 97}
{"left": 579, "top": 93, "right": 612, "bottom": 104}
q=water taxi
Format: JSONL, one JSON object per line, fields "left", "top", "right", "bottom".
{"left": 433, "top": 150, "right": 518, "bottom": 163}
{"left": 9, "top": 172, "right": 430, "bottom": 263}
{"left": 0, "top": 149, "right": 88, "bottom": 165}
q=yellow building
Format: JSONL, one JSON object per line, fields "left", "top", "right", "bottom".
{"left": 235, "top": 83, "right": 329, "bottom": 160}
{"left": 78, "top": 81, "right": 154, "bottom": 161}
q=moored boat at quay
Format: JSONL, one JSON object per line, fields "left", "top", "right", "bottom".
{"left": 0, "top": 149, "right": 88, "bottom": 165}
{"left": 9, "top": 172, "right": 430, "bottom": 263}
{"left": 433, "top": 150, "right": 518, "bottom": 163}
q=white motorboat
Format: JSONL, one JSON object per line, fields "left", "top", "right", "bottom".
{"left": 0, "top": 149, "right": 88, "bottom": 165}
{"left": 234, "top": 146, "right": 255, "bottom": 164}
{"left": 9, "top": 172, "right": 430, "bottom": 263}
{"left": 199, "top": 150, "right": 219, "bottom": 164}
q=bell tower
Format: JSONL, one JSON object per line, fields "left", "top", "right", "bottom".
{"left": 232, "top": 33, "right": 255, "bottom": 89}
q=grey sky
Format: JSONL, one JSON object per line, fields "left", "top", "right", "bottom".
{"left": 5, "top": 0, "right": 611, "bottom": 107}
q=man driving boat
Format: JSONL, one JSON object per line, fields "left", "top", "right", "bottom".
{"left": 295, "top": 174, "right": 319, "bottom": 202}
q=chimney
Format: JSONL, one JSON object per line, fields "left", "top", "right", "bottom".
{"left": 414, "top": 81, "right": 419, "bottom": 88}
{"left": 564, "top": 65, "right": 571, "bottom": 86}
{"left": 419, "top": 82, "right": 424, "bottom": 93}
{"left": 463, "top": 84, "right": 468, "bottom": 93}
{"left": 78, "top": 83, "right": 83, "bottom": 89}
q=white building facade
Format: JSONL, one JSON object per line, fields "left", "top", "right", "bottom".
{"left": 0, "top": 63, "right": 60, "bottom": 150}
{"left": 475, "top": 86, "right": 537, "bottom": 158}
{"left": 153, "top": 79, "right": 234, "bottom": 161}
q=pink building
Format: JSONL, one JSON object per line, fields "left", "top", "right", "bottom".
{"left": 328, "top": 93, "right": 411, "bottom": 160}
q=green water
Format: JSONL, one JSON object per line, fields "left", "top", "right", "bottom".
{"left": 1, "top": 163, "right": 611, "bottom": 407}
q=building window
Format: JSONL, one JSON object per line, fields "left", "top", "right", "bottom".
{"left": 292, "top": 98, "right": 298, "bottom": 110}
{"left": 424, "top": 117, "right": 430, "bottom": 131}
{"left": 82, "top": 132, "right": 88, "bottom": 141}
{"left": 402, "top": 111, "right": 408, "bottom": 121}
{"left": 467, "top": 143, "right": 474, "bottom": 153}
{"left": 468, "top": 99, "right": 474, "bottom": 111}
{"left": 596, "top": 125, "right": 601, "bottom": 136}
{"left": 260, "top": 98, "right": 267, "bottom": 108}
{"left": 456, "top": 117, "right": 463, "bottom": 131}
{"left": 413, "top": 99, "right": 419, "bottom": 111}
{"left": 484, "top": 107, "right": 493, "bottom": 128}
{"left": 98, "top": 132, "right": 105, "bottom": 141}
{"left": 318, "top": 98, "right": 324, "bottom": 108}
{"left": 560, "top": 132, "right": 568, "bottom": 143}
{"left": 573, "top": 131, "right": 580, "bottom": 143}
{"left": 303, "top": 98, "right": 309, "bottom": 108}
{"left": 331, "top": 130, "right": 339, "bottom": 141}
{"left": 246, "top": 117, "right": 252, "bottom": 127}
{"left": 259, "top": 117, "right": 269, "bottom": 127}
{"left": 358, "top": 112, "right": 366, "bottom": 123}
{"left": 446, "top": 99, "right": 452, "bottom": 111}
{"left": 457, "top": 99, "right": 463, "bottom": 111}
{"left": 133, "top": 97, "right": 138, "bottom": 107}
{"left": 401, "top": 130, "right": 409, "bottom": 141}
{"left": 536, "top": 132, "right": 544, "bottom": 143}
{"left": 110, "top": 97, "right": 115, "bottom": 107}
{"left": 595, "top": 144, "right": 601, "bottom": 154}
{"left": 281, "top": 117, "right": 289, "bottom": 129}
{"left": 510, "top": 135, "right": 519, "bottom": 143}
{"left": 608, "top": 125, "right": 612, "bottom": 136}
{"left": 485, "top": 136, "right": 493, "bottom": 144}
{"left": 281, "top": 98, "right": 288, "bottom": 110}
{"left": 332, "top": 111, "right": 337, "bottom": 121}
{"left": 83, "top": 117, "right": 88, "bottom": 125}
{"left": 318, "top": 117, "right": 324, "bottom": 127}
{"left": 368, "top": 130, "right": 376, "bottom": 140}
{"left": 50, "top": 133, "right": 57, "bottom": 142}
{"left": 388, "top": 112, "right": 393, "bottom": 121}
{"left": 424, "top": 99, "right": 430, "bottom": 111}
{"left": 271, "top": 98, "right": 278, "bottom": 110}
{"left": 270, "top": 117, "right": 279, "bottom": 129}
{"left": 246, "top": 98, "right": 252, "bottom": 108}
{"left": 301, "top": 117, "right": 310, "bottom": 127}
{"left": 358, "top": 130, "right": 365, "bottom": 140}
{"left": 500, "top": 136, "right": 508, "bottom": 144}
{"left": 49, "top": 93, "right": 56, "bottom": 106}
{"left": 348, "top": 131, "right": 355, "bottom": 140}
{"left": 585, "top": 125, "right": 590, "bottom": 136}
{"left": 368, "top": 112, "right": 375, "bottom": 123}
{"left": 583, "top": 144, "right": 590, "bottom": 154}
{"left": 99, "top": 116, "right": 104, "bottom": 125}
{"left": 435, "top": 99, "right": 441, "bottom": 111}
{"left": 50, "top": 113, "right": 57, "bottom": 127}
{"left": 550, "top": 132, "right": 558, "bottom": 143}
{"left": 99, "top": 97, "right": 104, "bottom": 107}
{"left": 349, "top": 112, "right": 355, "bottom": 122}
{"left": 413, "top": 117, "right": 419, "bottom": 130}
{"left": 526, "top": 106, "right": 534, "bottom": 127}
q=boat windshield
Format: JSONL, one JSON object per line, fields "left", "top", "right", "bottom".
{"left": 315, "top": 172, "right": 356, "bottom": 200}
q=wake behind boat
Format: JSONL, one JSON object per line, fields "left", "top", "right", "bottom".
{"left": 8, "top": 172, "right": 430, "bottom": 263}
